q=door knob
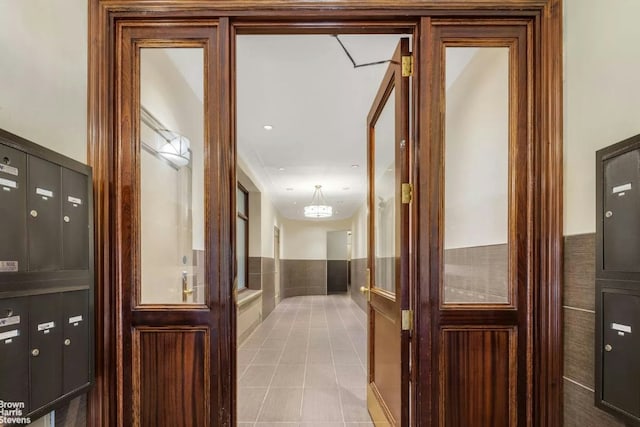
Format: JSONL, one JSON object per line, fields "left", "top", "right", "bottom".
{"left": 605, "top": 344, "right": 613, "bottom": 352}
{"left": 31, "top": 348, "right": 40, "bottom": 357}
{"left": 359, "top": 286, "right": 370, "bottom": 294}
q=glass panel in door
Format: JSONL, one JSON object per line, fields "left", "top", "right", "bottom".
{"left": 139, "top": 47, "right": 205, "bottom": 305}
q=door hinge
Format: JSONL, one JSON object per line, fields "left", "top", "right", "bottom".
{"left": 401, "top": 55, "right": 414, "bottom": 77}
{"left": 402, "top": 309, "right": 414, "bottom": 331}
{"left": 401, "top": 183, "right": 413, "bottom": 204}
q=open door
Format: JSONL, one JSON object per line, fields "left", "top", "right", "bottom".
{"left": 362, "top": 37, "right": 411, "bottom": 426}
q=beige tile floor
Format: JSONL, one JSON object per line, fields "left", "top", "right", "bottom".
{"left": 237, "top": 294, "right": 373, "bottom": 427}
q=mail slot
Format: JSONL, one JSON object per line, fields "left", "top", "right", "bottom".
{"left": 0, "top": 144, "right": 27, "bottom": 273}
{"left": 0, "top": 297, "right": 29, "bottom": 411}
{"left": 62, "top": 168, "right": 89, "bottom": 270}
{"left": 62, "top": 290, "right": 89, "bottom": 393}
{"left": 601, "top": 291, "right": 640, "bottom": 417}
{"left": 603, "top": 148, "right": 640, "bottom": 273}
{"left": 28, "top": 156, "right": 62, "bottom": 271}
{"left": 29, "top": 293, "right": 62, "bottom": 410}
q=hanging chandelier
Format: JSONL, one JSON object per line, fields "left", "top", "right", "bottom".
{"left": 304, "top": 185, "right": 333, "bottom": 218}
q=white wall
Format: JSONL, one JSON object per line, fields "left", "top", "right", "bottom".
{"left": 281, "top": 218, "right": 352, "bottom": 260}
{"left": 327, "top": 230, "right": 350, "bottom": 260}
{"left": 564, "top": 0, "right": 640, "bottom": 235}
{"left": 351, "top": 203, "right": 368, "bottom": 259}
{"left": 0, "top": 0, "right": 87, "bottom": 163}
{"left": 444, "top": 48, "right": 509, "bottom": 249}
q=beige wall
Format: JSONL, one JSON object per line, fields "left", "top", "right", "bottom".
{"left": 139, "top": 149, "right": 183, "bottom": 303}
{"left": 444, "top": 47, "right": 509, "bottom": 249}
{"left": 140, "top": 48, "right": 205, "bottom": 250}
{"left": 0, "top": 0, "right": 87, "bottom": 163}
{"left": 351, "top": 203, "right": 368, "bottom": 260}
{"left": 281, "top": 218, "right": 352, "bottom": 260}
{"left": 564, "top": 0, "right": 640, "bottom": 235}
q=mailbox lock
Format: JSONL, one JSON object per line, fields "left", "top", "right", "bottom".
{"left": 64, "top": 338, "right": 71, "bottom": 346}
{"left": 605, "top": 344, "right": 613, "bottom": 352}
{"left": 5, "top": 309, "right": 12, "bottom": 317}
{"left": 30, "top": 210, "right": 38, "bottom": 218}
{"left": 63, "top": 216, "right": 70, "bottom": 223}
{"left": 31, "top": 348, "right": 40, "bottom": 357}
{"left": 605, "top": 211, "right": 613, "bottom": 218}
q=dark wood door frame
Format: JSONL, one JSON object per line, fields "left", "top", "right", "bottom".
{"left": 88, "top": 2, "right": 562, "bottom": 426}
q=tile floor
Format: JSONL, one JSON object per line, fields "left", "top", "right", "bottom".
{"left": 237, "top": 294, "right": 373, "bottom": 426}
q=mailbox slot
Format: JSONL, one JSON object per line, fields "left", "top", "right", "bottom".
{"left": 28, "top": 156, "right": 62, "bottom": 271}
{"left": 603, "top": 149, "right": 640, "bottom": 272}
{"left": 0, "top": 145, "right": 27, "bottom": 273}
{"left": 0, "top": 298, "right": 29, "bottom": 411}
{"left": 62, "top": 290, "right": 89, "bottom": 393}
{"left": 602, "top": 291, "right": 640, "bottom": 417}
{"left": 29, "top": 294, "right": 62, "bottom": 410}
{"left": 62, "top": 168, "right": 89, "bottom": 270}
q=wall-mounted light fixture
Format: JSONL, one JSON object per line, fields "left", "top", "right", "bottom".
{"left": 156, "top": 129, "right": 191, "bottom": 168}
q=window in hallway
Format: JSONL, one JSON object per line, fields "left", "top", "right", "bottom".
{"left": 237, "top": 184, "right": 249, "bottom": 291}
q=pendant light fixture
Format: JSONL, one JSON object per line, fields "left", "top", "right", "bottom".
{"left": 304, "top": 185, "right": 333, "bottom": 218}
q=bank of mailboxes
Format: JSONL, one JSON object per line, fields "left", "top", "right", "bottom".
{"left": 596, "top": 134, "right": 640, "bottom": 425}
{"left": 0, "top": 128, "right": 93, "bottom": 420}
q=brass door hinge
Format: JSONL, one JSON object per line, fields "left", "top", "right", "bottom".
{"left": 401, "top": 183, "right": 413, "bottom": 204}
{"left": 401, "top": 55, "right": 414, "bottom": 77}
{"left": 401, "top": 309, "right": 414, "bottom": 331}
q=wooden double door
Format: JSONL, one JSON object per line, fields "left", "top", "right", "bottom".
{"left": 91, "top": 5, "right": 562, "bottom": 427}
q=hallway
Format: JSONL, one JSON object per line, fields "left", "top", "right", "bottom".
{"left": 237, "top": 294, "right": 373, "bottom": 426}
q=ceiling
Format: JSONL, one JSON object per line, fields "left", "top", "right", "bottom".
{"left": 236, "top": 34, "right": 407, "bottom": 221}
{"left": 165, "top": 35, "right": 478, "bottom": 222}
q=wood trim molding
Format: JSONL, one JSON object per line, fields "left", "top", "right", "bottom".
{"left": 87, "top": 2, "right": 562, "bottom": 426}
{"left": 536, "top": 0, "right": 564, "bottom": 425}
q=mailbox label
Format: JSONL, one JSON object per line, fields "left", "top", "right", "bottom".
{"left": 37, "top": 321, "right": 55, "bottom": 332}
{"left": 0, "top": 261, "right": 18, "bottom": 272}
{"left": 0, "top": 164, "right": 18, "bottom": 176}
{"left": 0, "top": 329, "right": 19, "bottom": 341}
{"left": 0, "top": 315, "right": 20, "bottom": 327}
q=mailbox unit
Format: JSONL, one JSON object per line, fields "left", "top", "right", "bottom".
{"left": 0, "top": 128, "right": 93, "bottom": 421}
{"left": 596, "top": 133, "right": 640, "bottom": 425}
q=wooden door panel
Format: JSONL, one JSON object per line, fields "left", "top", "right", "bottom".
{"left": 372, "top": 310, "right": 401, "bottom": 422}
{"left": 423, "top": 20, "right": 533, "bottom": 427}
{"left": 115, "top": 20, "right": 229, "bottom": 427}
{"left": 134, "top": 328, "right": 210, "bottom": 427}
{"left": 366, "top": 37, "right": 411, "bottom": 426}
{"left": 441, "top": 328, "right": 516, "bottom": 427}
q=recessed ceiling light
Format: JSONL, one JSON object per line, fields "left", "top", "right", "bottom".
{"left": 286, "top": 187, "right": 294, "bottom": 191}
{"left": 342, "top": 187, "right": 350, "bottom": 190}
{"left": 293, "top": 201, "right": 297, "bottom": 205}
{"left": 351, "top": 164, "right": 359, "bottom": 168}
{"left": 279, "top": 167, "right": 285, "bottom": 171}
{"left": 263, "top": 125, "right": 273, "bottom": 130}
{"left": 337, "top": 201, "right": 344, "bottom": 204}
